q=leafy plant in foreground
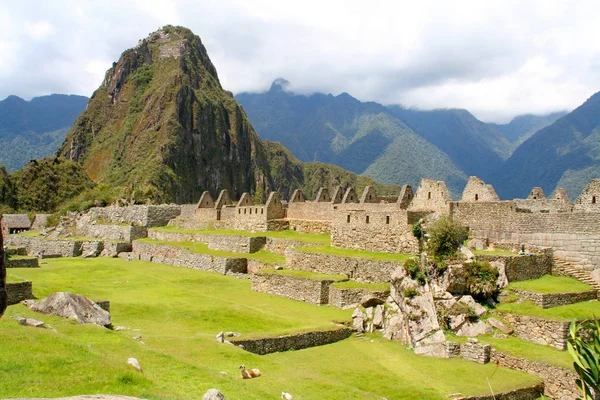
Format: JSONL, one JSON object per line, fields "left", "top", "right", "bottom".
{"left": 567, "top": 318, "right": 600, "bottom": 400}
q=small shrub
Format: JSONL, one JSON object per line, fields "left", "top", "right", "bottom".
{"left": 45, "top": 213, "right": 60, "bottom": 227}
{"left": 426, "top": 216, "right": 469, "bottom": 258}
{"left": 411, "top": 221, "right": 423, "bottom": 240}
{"left": 404, "top": 286, "right": 419, "bottom": 298}
{"left": 403, "top": 258, "right": 427, "bottom": 285}
{"left": 435, "top": 258, "right": 448, "bottom": 274}
{"left": 464, "top": 260, "right": 499, "bottom": 300}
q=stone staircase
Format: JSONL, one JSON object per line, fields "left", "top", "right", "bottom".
{"left": 553, "top": 257, "right": 600, "bottom": 291}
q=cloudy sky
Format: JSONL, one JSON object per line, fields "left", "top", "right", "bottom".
{"left": 1, "top": 0, "right": 599, "bottom": 122}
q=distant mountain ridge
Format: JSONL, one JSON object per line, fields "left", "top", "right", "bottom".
{"left": 492, "top": 91, "right": 600, "bottom": 199}
{"left": 489, "top": 111, "right": 568, "bottom": 144}
{"left": 0, "top": 94, "right": 88, "bottom": 171}
{"left": 236, "top": 81, "right": 468, "bottom": 196}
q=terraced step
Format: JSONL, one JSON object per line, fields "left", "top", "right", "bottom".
{"left": 553, "top": 257, "right": 600, "bottom": 291}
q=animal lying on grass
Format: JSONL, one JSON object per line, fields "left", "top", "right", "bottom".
{"left": 239, "top": 365, "right": 261, "bottom": 379}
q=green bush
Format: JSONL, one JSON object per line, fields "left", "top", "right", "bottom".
{"left": 403, "top": 258, "right": 427, "bottom": 285}
{"left": 464, "top": 260, "right": 499, "bottom": 300}
{"left": 411, "top": 221, "right": 423, "bottom": 240}
{"left": 426, "top": 216, "right": 469, "bottom": 258}
{"left": 404, "top": 286, "right": 419, "bottom": 298}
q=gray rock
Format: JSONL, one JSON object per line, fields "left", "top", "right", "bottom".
{"left": 449, "top": 314, "right": 466, "bottom": 331}
{"left": 28, "top": 292, "right": 111, "bottom": 326}
{"left": 12, "top": 315, "right": 46, "bottom": 328}
{"left": 202, "top": 389, "right": 226, "bottom": 400}
{"left": 458, "top": 295, "right": 487, "bottom": 317}
{"left": 440, "top": 265, "right": 468, "bottom": 295}
{"left": 360, "top": 295, "right": 385, "bottom": 308}
{"left": 456, "top": 320, "right": 492, "bottom": 337}
{"left": 467, "top": 238, "right": 485, "bottom": 251}
{"left": 591, "top": 269, "right": 600, "bottom": 286}
{"left": 365, "top": 306, "right": 374, "bottom": 320}
{"left": 351, "top": 308, "right": 365, "bottom": 319}
{"left": 373, "top": 305, "right": 384, "bottom": 328}
{"left": 216, "top": 332, "right": 224, "bottom": 343}
{"left": 224, "top": 331, "right": 241, "bottom": 337}
{"left": 127, "top": 357, "right": 142, "bottom": 372}
{"left": 490, "top": 260, "right": 509, "bottom": 289}
{"left": 460, "top": 246, "right": 475, "bottom": 260}
{"left": 353, "top": 317, "right": 365, "bottom": 332}
{"left": 487, "top": 317, "right": 514, "bottom": 334}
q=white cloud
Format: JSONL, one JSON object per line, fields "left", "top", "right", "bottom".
{"left": 24, "top": 20, "right": 54, "bottom": 40}
{"left": 1, "top": 0, "right": 600, "bottom": 122}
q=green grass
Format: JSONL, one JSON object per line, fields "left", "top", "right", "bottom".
{"left": 6, "top": 274, "right": 28, "bottom": 283}
{"left": 0, "top": 257, "right": 540, "bottom": 399}
{"left": 136, "top": 238, "right": 285, "bottom": 264}
{"left": 15, "top": 229, "right": 42, "bottom": 237}
{"left": 151, "top": 226, "right": 331, "bottom": 245}
{"left": 6, "top": 255, "right": 37, "bottom": 261}
{"left": 296, "top": 245, "right": 414, "bottom": 262}
{"left": 509, "top": 275, "right": 593, "bottom": 294}
{"left": 258, "top": 269, "right": 348, "bottom": 281}
{"left": 495, "top": 300, "right": 600, "bottom": 321}
{"left": 331, "top": 281, "right": 390, "bottom": 291}
{"left": 447, "top": 334, "right": 573, "bottom": 370}
{"left": 474, "top": 248, "right": 517, "bottom": 257}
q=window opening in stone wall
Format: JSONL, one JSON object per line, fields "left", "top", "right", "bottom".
{"left": 244, "top": 209, "right": 247, "bottom": 214}
{"left": 369, "top": 195, "right": 372, "bottom": 200}
{"left": 255, "top": 208, "right": 258, "bottom": 213}
{"left": 533, "top": 196, "right": 537, "bottom": 199}
{"left": 347, "top": 215, "right": 350, "bottom": 223}
{"left": 350, "top": 195, "right": 353, "bottom": 200}
{"left": 428, "top": 192, "right": 431, "bottom": 199}
{"left": 249, "top": 209, "right": 252, "bottom": 214}
{"left": 366, "top": 216, "right": 369, "bottom": 224}
{"left": 238, "top": 209, "right": 241, "bottom": 214}
{"left": 386, "top": 216, "right": 390, "bottom": 224}
{"left": 475, "top": 194, "right": 478, "bottom": 201}
{"left": 593, "top": 196, "right": 597, "bottom": 204}
{"left": 261, "top": 209, "right": 264, "bottom": 214}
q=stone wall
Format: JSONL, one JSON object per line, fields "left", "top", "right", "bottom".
{"left": 491, "top": 350, "right": 583, "bottom": 400}
{"left": 7, "top": 236, "right": 83, "bottom": 257}
{"left": 262, "top": 238, "right": 320, "bottom": 255}
{"left": 87, "top": 205, "right": 181, "bottom": 227}
{"left": 251, "top": 272, "right": 336, "bottom": 305}
{"left": 286, "top": 219, "right": 331, "bottom": 234}
{"left": 461, "top": 177, "right": 499, "bottom": 202}
{"left": 331, "top": 208, "right": 419, "bottom": 254}
{"left": 6, "top": 256, "right": 39, "bottom": 268}
{"left": 573, "top": 179, "right": 600, "bottom": 212}
{"left": 286, "top": 202, "right": 335, "bottom": 221}
{"left": 285, "top": 249, "right": 401, "bottom": 283}
{"left": 230, "top": 328, "right": 353, "bottom": 355}
{"left": 497, "top": 312, "right": 570, "bottom": 350}
{"left": 131, "top": 241, "right": 247, "bottom": 275}
{"left": 504, "top": 251, "right": 553, "bottom": 282}
{"left": 459, "top": 341, "right": 491, "bottom": 364}
{"left": 6, "top": 281, "right": 32, "bottom": 305}
{"left": 230, "top": 205, "right": 269, "bottom": 231}
{"left": 455, "top": 384, "right": 544, "bottom": 400}
{"left": 328, "top": 286, "right": 389, "bottom": 309}
{"left": 148, "top": 229, "right": 266, "bottom": 253}
{"left": 82, "top": 225, "right": 148, "bottom": 242}
{"left": 513, "top": 288, "right": 598, "bottom": 308}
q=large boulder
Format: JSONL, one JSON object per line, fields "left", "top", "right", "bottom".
{"left": 467, "top": 238, "right": 485, "bottom": 251}
{"left": 28, "top": 292, "right": 111, "bottom": 326}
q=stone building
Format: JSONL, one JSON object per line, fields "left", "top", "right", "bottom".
{"left": 1, "top": 214, "right": 31, "bottom": 236}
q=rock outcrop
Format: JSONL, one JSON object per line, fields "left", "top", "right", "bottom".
{"left": 28, "top": 292, "right": 111, "bottom": 326}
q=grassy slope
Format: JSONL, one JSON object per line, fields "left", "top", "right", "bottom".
{"left": 296, "top": 245, "right": 414, "bottom": 262}
{"left": 1, "top": 258, "right": 539, "bottom": 399}
{"left": 509, "top": 275, "right": 593, "bottom": 294}
{"left": 495, "top": 300, "right": 600, "bottom": 321}
{"left": 258, "top": 269, "right": 348, "bottom": 281}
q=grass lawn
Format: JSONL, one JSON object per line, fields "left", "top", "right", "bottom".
{"left": 6, "top": 255, "right": 37, "bottom": 260}
{"left": 448, "top": 334, "right": 573, "bottom": 370}
{"left": 136, "top": 238, "right": 285, "bottom": 264}
{"left": 257, "top": 269, "right": 348, "bottom": 281}
{"left": 474, "top": 248, "right": 517, "bottom": 257}
{"left": 0, "top": 258, "right": 540, "bottom": 399}
{"left": 495, "top": 300, "right": 600, "bottom": 321}
{"left": 331, "top": 281, "right": 390, "bottom": 291}
{"left": 509, "top": 275, "right": 594, "bottom": 294}
{"left": 151, "top": 226, "right": 331, "bottom": 245}
{"left": 296, "top": 246, "right": 414, "bottom": 263}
